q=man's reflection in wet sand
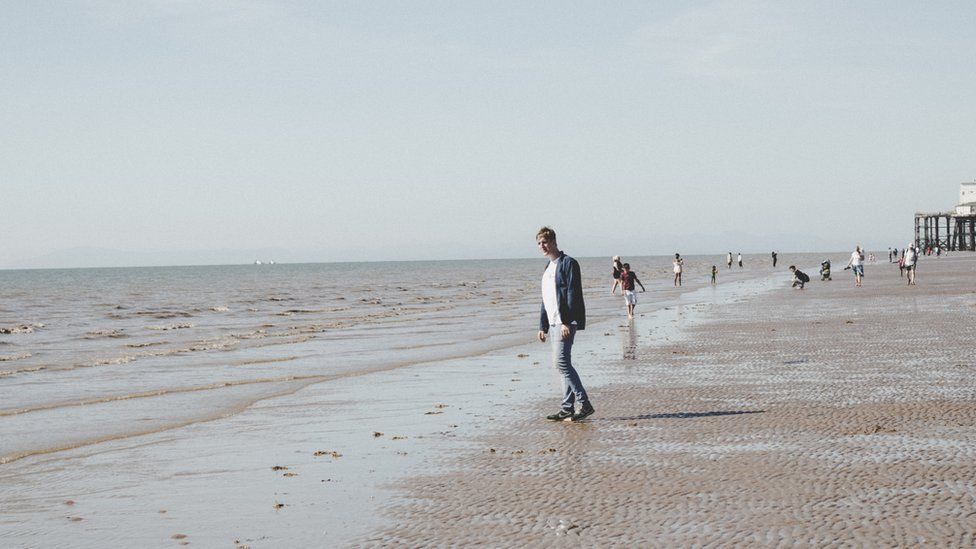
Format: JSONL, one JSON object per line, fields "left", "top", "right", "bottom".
{"left": 622, "top": 318, "right": 637, "bottom": 360}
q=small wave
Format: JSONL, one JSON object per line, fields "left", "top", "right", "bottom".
{"left": 135, "top": 310, "right": 195, "bottom": 319}
{"left": 180, "top": 340, "right": 239, "bottom": 353}
{"left": 126, "top": 341, "right": 168, "bottom": 348}
{"left": 211, "top": 306, "right": 230, "bottom": 312}
{"left": 89, "top": 355, "right": 137, "bottom": 366}
{"left": 148, "top": 323, "right": 195, "bottom": 331}
{"left": 0, "top": 352, "right": 31, "bottom": 362}
{"left": 86, "top": 329, "right": 127, "bottom": 339}
{"left": 0, "top": 323, "right": 44, "bottom": 334}
{"left": 229, "top": 329, "right": 268, "bottom": 340}
{"left": 0, "top": 365, "right": 45, "bottom": 377}
{"left": 266, "top": 297, "right": 295, "bottom": 302}
{"left": 276, "top": 309, "right": 320, "bottom": 316}
{"left": 235, "top": 356, "right": 300, "bottom": 366}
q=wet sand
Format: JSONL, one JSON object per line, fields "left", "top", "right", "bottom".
{"left": 360, "top": 254, "right": 976, "bottom": 546}
{"left": 3, "top": 255, "right": 973, "bottom": 547}
{"left": 0, "top": 265, "right": 776, "bottom": 547}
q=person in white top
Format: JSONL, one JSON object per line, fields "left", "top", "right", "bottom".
{"left": 535, "top": 226, "right": 594, "bottom": 422}
{"left": 904, "top": 243, "right": 918, "bottom": 286}
{"left": 672, "top": 253, "right": 684, "bottom": 287}
{"left": 845, "top": 245, "right": 865, "bottom": 287}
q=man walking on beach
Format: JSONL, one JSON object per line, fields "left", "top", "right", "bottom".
{"left": 904, "top": 243, "right": 918, "bottom": 285}
{"left": 620, "top": 263, "right": 646, "bottom": 317}
{"left": 772, "top": 251, "right": 778, "bottom": 268}
{"left": 727, "top": 252, "right": 733, "bottom": 269}
{"left": 536, "top": 227, "right": 595, "bottom": 422}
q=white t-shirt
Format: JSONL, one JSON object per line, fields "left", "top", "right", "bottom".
{"left": 905, "top": 248, "right": 917, "bottom": 266}
{"left": 851, "top": 251, "right": 863, "bottom": 267}
{"left": 542, "top": 260, "right": 561, "bottom": 327}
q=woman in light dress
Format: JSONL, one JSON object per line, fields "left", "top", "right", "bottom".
{"left": 672, "top": 253, "right": 684, "bottom": 287}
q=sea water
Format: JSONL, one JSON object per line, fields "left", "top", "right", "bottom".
{"left": 0, "top": 253, "right": 812, "bottom": 465}
{"left": 2, "top": 252, "right": 854, "bottom": 546}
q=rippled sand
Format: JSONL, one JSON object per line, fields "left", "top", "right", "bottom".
{"left": 361, "top": 255, "right": 976, "bottom": 546}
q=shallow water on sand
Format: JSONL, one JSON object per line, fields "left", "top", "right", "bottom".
{"left": 2, "top": 251, "right": 860, "bottom": 546}
{"left": 0, "top": 253, "right": 836, "bottom": 465}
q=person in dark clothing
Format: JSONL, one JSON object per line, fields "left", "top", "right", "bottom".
{"left": 610, "top": 256, "right": 623, "bottom": 295}
{"left": 536, "top": 227, "right": 594, "bottom": 422}
{"left": 789, "top": 265, "right": 809, "bottom": 289}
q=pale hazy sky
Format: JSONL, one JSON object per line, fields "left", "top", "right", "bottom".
{"left": 2, "top": 1, "right": 974, "bottom": 267}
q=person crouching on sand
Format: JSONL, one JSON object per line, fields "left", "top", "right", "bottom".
{"left": 789, "top": 265, "right": 809, "bottom": 289}
{"left": 536, "top": 226, "right": 595, "bottom": 422}
{"left": 619, "top": 263, "right": 645, "bottom": 319}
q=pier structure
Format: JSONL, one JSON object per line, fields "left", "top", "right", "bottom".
{"left": 915, "top": 183, "right": 976, "bottom": 251}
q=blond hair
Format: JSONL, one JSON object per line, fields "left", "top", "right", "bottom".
{"left": 535, "top": 226, "right": 556, "bottom": 243}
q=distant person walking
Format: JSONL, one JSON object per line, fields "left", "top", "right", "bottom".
{"left": 737, "top": 252, "right": 743, "bottom": 268}
{"left": 672, "top": 253, "right": 684, "bottom": 286}
{"left": 846, "top": 245, "right": 865, "bottom": 287}
{"left": 727, "top": 252, "right": 733, "bottom": 269}
{"left": 619, "top": 263, "right": 645, "bottom": 319}
{"left": 535, "top": 227, "right": 594, "bottom": 422}
{"left": 904, "top": 243, "right": 918, "bottom": 285}
{"left": 711, "top": 265, "right": 717, "bottom": 285}
{"left": 610, "top": 256, "right": 623, "bottom": 295}
{"left": 771, "top": 251, "right": 778, "bottom": 267}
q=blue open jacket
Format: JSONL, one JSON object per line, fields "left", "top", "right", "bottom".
{"left": 539, "top": 252, "right": 586, "bottom": 332}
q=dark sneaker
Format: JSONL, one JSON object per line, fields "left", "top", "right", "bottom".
{"left": 546, "top": 410, "right": 574, "bottom": 421}
{"left": 571, "top": 403, "right": 595, "bottom": 422}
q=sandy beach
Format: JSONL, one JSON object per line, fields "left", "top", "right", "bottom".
{"left": 2, "top": 254, "right": 974, "bottom": 547}
{"left": 359, "top": 254, "right": 976, "bottom": 546}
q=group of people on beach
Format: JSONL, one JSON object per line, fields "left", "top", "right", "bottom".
{"left": 610, "top": 252, "right": 688, "bottom": 317}
{"left": 535, "top": 228, "right": 928, "bottom": 424}
{"left": 609, "top": 256, "right": 646, "bottom": 318}
{"left": 789, "top": 244, "right": 920, "bottom": 289}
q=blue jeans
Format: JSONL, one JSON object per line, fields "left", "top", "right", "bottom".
{"left": 551, "top": 326, "right": 589, "bottom": 411}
